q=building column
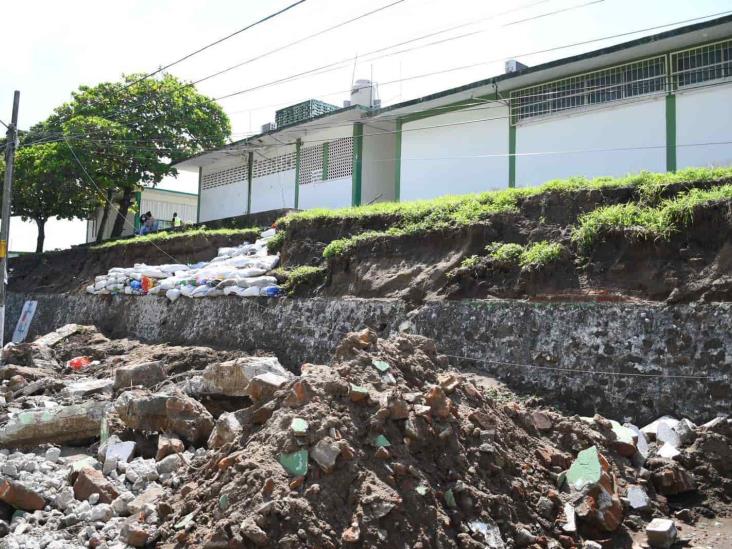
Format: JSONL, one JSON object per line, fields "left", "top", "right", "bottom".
{"left": 196, "top": 167, "right": 202, "bottom": 223}
{"left": 246, "top": 152, "right": 254, "bottom": 215}
{"left": 294, "top": 140, "right": 302, "bottom": 209}
{"left": 665, "top": 94, "right": 677, "bottom": 173}
{"left": 508, "top": 125, "right": 517, "bottom": 188}
{"left": 394, "top": 119, "right": 402, "bottom": 202}
{"left": 352, "top": 123, "right": 363, "bottom": 207}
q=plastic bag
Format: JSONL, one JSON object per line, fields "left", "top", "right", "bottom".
{"left": 67, "top": 356, "right": 92, "bottom": 370}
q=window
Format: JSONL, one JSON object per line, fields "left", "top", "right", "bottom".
{"left": 325, "top": 137, "right": 354, "bottom": 181}
{"left": 298, "top": 144, "right": 323, "bottom": 185}
{"left": 671, "top": 39, "right": 732, "bottom": 88}
{"left": 201, "top": 163, "right": 248, "bottom": 191}
{"left": 510, "top": 56, "right": 667, "bottom": 124}
{"left": 253, "top": 152, "right": 296, "bottom": 179}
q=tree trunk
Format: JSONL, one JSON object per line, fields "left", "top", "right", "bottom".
{"left": 96, "top": 190, "right": 114, "bottom": 244}
{"left": 110, "top": 188, "right": 134, "bottom": 238}
{"left": 35, "top": 218, "right": 46, "bottom": 254}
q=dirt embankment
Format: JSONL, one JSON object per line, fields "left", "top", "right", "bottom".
{"left": 278, "top": 181, "right": 732, "bottom": 303}
{"left": 9, "top": 233, "right": 257, "bottom": 294}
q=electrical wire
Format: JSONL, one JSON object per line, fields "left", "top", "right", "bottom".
{"left": 120, "top": 0, "right": 309, "bottom": 92}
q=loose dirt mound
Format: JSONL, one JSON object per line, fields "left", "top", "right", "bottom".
{"left": 154, "top": 330, "right": 732, "bottom": 548}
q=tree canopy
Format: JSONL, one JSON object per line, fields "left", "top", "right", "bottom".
{"left": 36, "top": 73, "right": 231, "bottom": 238}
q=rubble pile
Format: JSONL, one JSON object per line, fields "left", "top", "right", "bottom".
{"left": 85, "top": 229, "right": 281, "bottom": 300}
{"left": 0, "top": 324, "right": 729, "bottom": 548}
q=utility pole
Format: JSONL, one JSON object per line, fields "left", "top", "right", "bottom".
{"left": 0, "top": 91, "right": 20, "bottom": 358}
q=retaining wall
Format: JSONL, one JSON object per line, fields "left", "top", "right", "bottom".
{"left": 7, "top": 293, "right": 731, "bottom": 424}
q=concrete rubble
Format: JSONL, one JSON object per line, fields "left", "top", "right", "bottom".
{"left": 0, "top": 324, "right": 728, "bottom": 547}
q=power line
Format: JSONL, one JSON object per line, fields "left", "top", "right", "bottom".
{"left": 214, "top": 0, "right": 606, "bottom": 101}
{"left": 192, "top": 0, "right": 410, "bottom": 86}
{"left": 121, "top": 0, "right": 309, "bottom": 92}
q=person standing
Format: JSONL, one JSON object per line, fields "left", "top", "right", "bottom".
{"left": 172, "top": 212, "right": 182, "bottom": 228}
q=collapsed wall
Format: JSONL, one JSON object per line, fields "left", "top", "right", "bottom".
{"left": 7, "top": 292, "right": 731, "bottom": 424}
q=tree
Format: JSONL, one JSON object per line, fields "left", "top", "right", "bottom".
{"left": 47, "top": 74, "right": 231, "bottom": 238}
{"left": 1, "top": 142, "right": 100, "bottom": 253}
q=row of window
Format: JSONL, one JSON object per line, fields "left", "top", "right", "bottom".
{"left": 511, "top": 39, "right": 732, "bottom": 124}
{"left": 202, "top": 137, "right": 354, "bottom": 189}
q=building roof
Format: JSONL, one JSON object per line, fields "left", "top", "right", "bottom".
{"left": 176, "top": 105, "right": 367, "bottom": 170}
{"left": 370, "top": 13, "right": 732, "bottom": 119}
{"left": 176, "top": 14, "right": 732, "bottom": 169}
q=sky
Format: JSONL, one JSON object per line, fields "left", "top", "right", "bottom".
{"left": 1, "top": 0, "right": 730, "bottom": 251}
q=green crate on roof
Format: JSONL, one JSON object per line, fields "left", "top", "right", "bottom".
{"left": 275, "top": 99, "right": 338, "bottom": 128}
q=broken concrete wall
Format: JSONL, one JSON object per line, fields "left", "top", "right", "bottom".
{"left": 7, "top": 292, "right": 731, "bottom": 424}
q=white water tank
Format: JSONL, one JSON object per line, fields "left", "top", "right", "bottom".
{"left": 351, "top": 79, "right": 377, "bottom": 107}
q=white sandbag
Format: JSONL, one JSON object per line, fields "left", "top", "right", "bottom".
{"left": 238, "top": 276, "right": 277, "bottom": 288}
{"left": 241, "top": 286, "right": 261, "bottom": 297}
{"left": 216, "top": 278, "right": 239, "bottom": 289}
{"left": 260, "top": 228, "right": 276, "bottom": 238}
{"left": 223, "top": 286, "right": 246, "bottom": 296}
{"left": 124, "top": 287, "right": 133, "bottom": 295}
{"left": 180, "top": 285, "right": 195, "bottom": 297}
{"left": 147, "top": 286, "right": 163, "bottom": 295}
{"left": 159, "top": 264, "right": 189, "bottom": 274}
{"left": 94, "top": 280, "right": 107, "bottom": 290}
{"left": 141, "top": 268, "right": 167, "bottom": 279}
{"left": 86, "top": 285, "right": 96, "bottom": 294}
{"left": 166, "top": 288, "right": 181, "bottom": 302}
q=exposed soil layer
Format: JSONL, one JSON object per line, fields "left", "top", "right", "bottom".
{"left": 9, "top": 232, "right": 257, "bottom": 295}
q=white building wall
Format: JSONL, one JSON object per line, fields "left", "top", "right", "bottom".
{"left": 250, "top": 143, "right": 297, "bottom": 213}
{"left": 299, "top": 178, "right": 352, "bottom": 210}
{"left": 362, "top": 121, "right": 396, "bottom": 204}
{"left": 250, "top": 170, "right": 296, "bottom": 212}
{"left": 296, "top": 125, "right": 354, "bottom": 210}
{"left": 199, "top": 157, "right": 249, "bottom": 222}
{"left": 676, "top": 84, "right": 732, "bottom": 169}
{"left": 516, "top": 98, "right": 667, "bottom": 186}
{"left": 400, "top": 104, "right": 510, "bottom": 201}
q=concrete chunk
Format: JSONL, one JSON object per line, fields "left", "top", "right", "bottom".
{"left": 641, "top": 416, "right": 679, "bottom": 441}
{"left": 207, "top": 412, "right": 243, "bottom": 449}
{"left": 114, "top": 361, "right": 167, "bottom": 391}
{"left": 115, "top": 389, "right": 214, "bottom": 446}
{"left": 0, "top": 401, "right": 108, "bottom": 448}
{"left": 646, "top": 518, "right": 677, "bottom": 548}
{"left": 627, "top": 485, "right": 651, "bottom": 511}
{"left": 202, "top": 356, "right": 290, "bottom": 396}
{"left": 657, "top": 422, "right": 681, "bottom": 449}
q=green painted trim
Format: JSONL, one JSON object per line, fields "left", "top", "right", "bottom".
{"left": 508, "top": 125, "right": 517, "bottom": 188}
{"left": 322, "top": 142, "right": 330, "bottom": 181}
{"left": 133, "top": 191, "right": 142, "bottom": 230}
{"left": 352, "top": 123, "right": 364, "bottom": 207}
{"left": 665, "top": 94, "right": 677, "bottom": 173}
{"left": 400, "top": 93, "right": 498, "bottom": 124}
{"left": 196, "top": 167, "right": 202, "bottom": 223}
{"left": 246, "top": 152, "right": 254, "bottom": 215}
{"left": 294, "top": 140, "right": 302, "bottom": 209}
{"left": 395, "top": 119, "right": 402, "bottom": 202}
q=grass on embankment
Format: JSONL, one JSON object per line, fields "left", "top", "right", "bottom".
{"left": 274, "top": 167, "right": 732, "bottom": 259}
{"left": 273, "top": 265, "right": 327, "bottom": 295}
{"left": 463, "top": 241, "right": 565, "bottom": 270}
{"left": 573, "top": 184, "right": 732, "bottom": 252}
{"left": 91, "top": 227, "right": 260, "bottom": 251}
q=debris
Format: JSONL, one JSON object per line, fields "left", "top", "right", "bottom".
{"left": 66, "top": 356, "right": 93, "bottom": 370}
{"left": 291, "top": 417, "right": 309, "bottom": 436}
{"left": 0, "top": 401, "right": 108, "bottom": 448}
{"left": 310, "top": 439, "right": 341, "bottom": 473}
{"left": 645, "top": 518, "right": 677, "bottom": 548}
{"left": 531, "top": 411, "right": 553, "bottom": 432}
{"left": 208, "top": 412, "right": 243, "bottom": 449}
{"left": 156, "top": 433, "right": 185, "bottom": 461}
{"left": 0, "top": 480, "right": 45, "bottom": 511}
{"left": 656, "top": 421, "right": 681, "bottom": 449}
{"left": 115, "top": 389, "right": 214, "bottom": 446}
{"left": 652, "top": 463, "right": 696, "bottom": 495}
{"left": 372, "top": 359, "right": 390, "bottom": 373}
{"left": 562, "top": 503, "right": 577, "bottom": 533}
{"left": 247, "top": 372, "right": 289, "bottom": 401}
{"left": 73, "top": 467, "right": 119, "bottom": 504}
{"left": 627, "top": 485, "right": 651, "bottom": 512}
{"left": 114, "top": 361, "right": 167, "bottom": 390}
{"left": 567, "top": 446, "right": 603, "bottom": 490}
{"left": 641, "top": 416, "right": 679, "bottom": 441}
{"left": 202, "top": 356, "right": 290, "bottom": 397}
{"left": 674, "top": 418, "right": 697, "bottom": 445}
{"left": 657, "top": 442, "right": 680, "bottom": 459}
{"left": 279, "top": 449, "right": 308, "bottom": 476}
